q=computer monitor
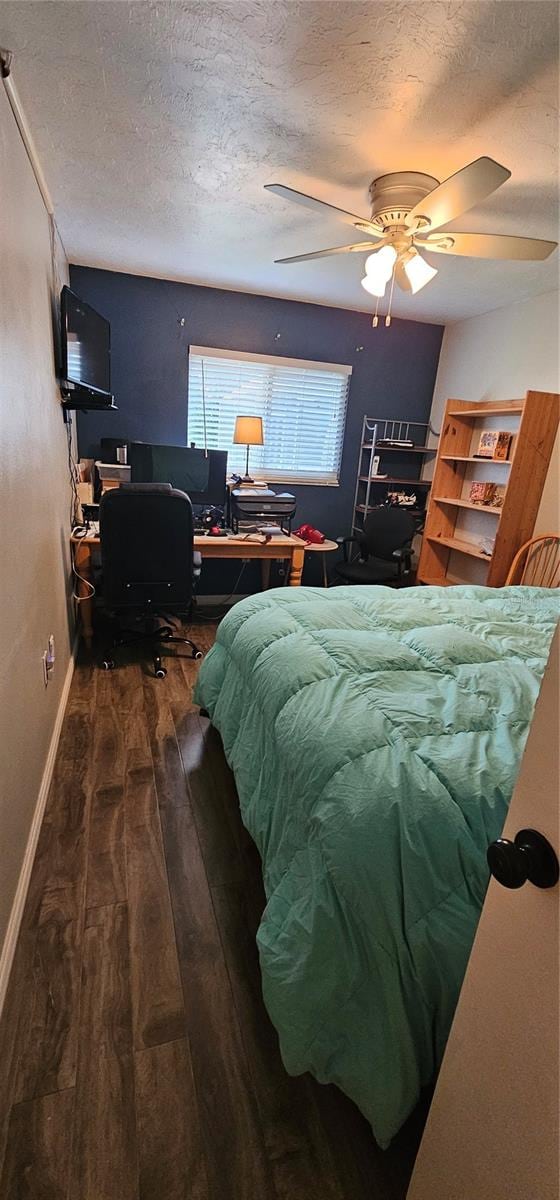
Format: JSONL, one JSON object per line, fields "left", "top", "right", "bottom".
{"left": 129, "top": 442, "right": 227, "bottom": 508}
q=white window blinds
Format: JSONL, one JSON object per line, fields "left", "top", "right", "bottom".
{"left": 187, "top": 347, "right": 351, "bottom": 485}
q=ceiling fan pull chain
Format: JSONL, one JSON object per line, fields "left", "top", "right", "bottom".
{"left": 372, "top": 295, "right": 380, "bottom": 328}
{"left": 385, "top": 260, "right": 397, "bottom": 327}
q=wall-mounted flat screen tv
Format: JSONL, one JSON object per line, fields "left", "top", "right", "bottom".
{"left": 60, "top": 286, "right": 116, "bottom": 409}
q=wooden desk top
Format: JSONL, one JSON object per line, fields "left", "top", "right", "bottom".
{"left": 71, "top": 530, "right": 303, "bottom": 553}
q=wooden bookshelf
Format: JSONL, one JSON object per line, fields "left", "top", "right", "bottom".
{"left": 417, "top": 391, "right": 559, "bottom": 588}
{"left": 440, "top": 454, "right": 512, "bottom": 464}
{"left": 433, "top": 496, "right": 503, "bottom": 516}
{"left": 419, "top": 576, "right": 455, "bottom": 587}
{"left": 447, "top": 401, "right": 525, "bottom": 417}
{"left": 425, "top": 534, "right": 492, "bottom": 560}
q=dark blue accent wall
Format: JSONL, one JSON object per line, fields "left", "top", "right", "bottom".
{"left": 72, "top": 266, "right": 443, "bottom": 590}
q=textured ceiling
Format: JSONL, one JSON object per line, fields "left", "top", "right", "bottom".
{"left": 1, "top": 0, "right": 558, "bottom": 322}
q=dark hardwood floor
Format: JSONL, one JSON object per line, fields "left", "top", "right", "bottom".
{"left": 0, "top": 622, "right": 428, "bottom": 1199}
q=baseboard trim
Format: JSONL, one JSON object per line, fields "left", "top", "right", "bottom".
{"left": 0, "top": 638, "right": 77, "bottom": 1018}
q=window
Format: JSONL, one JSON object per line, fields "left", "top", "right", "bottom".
{"left": 187, "top": 346, "right": 351, "bottom": 485}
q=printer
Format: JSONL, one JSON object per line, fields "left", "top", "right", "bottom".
{"left": 228, "top": 487, "right": 296, "bottom": 534}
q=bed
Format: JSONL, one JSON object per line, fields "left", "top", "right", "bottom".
{"left": 194, "top": 584, "right": 559, "bottom": 1147}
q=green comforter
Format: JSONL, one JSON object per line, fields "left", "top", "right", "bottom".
{"left": 194, "top": 584, "right": 559, "bottom": 1146}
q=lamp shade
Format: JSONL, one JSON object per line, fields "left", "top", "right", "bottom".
{"left": 402, "top": 250, "right": 438, "bottom": 294}
{"left": 361, "top": 272, "right": 387, "bottom": 298}
{"left": 361, "top": 244, "right": 397, "bottom": 298}
{"left": 364, "top": 245, "right": 397, "bottom": 279}
{"left": 233, "top": 415, "right": 264, "bottom": 446}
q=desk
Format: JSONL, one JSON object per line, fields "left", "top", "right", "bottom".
{"left": 71, "top": 530, "right": 306, "bottom": 645}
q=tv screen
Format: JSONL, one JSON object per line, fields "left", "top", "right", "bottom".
{"left": 61, "top": 286, "right": 111, "bottom": 396}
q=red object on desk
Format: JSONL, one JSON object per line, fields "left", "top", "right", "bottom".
{"left": 293, "top": 524, "right": 325, "bottom": 545}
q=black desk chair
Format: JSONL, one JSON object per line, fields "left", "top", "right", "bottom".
{"left": 99, "top": 483, "right": 202, "bottom": 677}
{"left": 335, "top": 507, "right": 417, "bottom": 586}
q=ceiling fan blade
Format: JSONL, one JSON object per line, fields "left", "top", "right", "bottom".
{"left": 394, "top": 260, "right": 412, "bottom": 292}
{"left": 275, "top": 241, "right": 385, "bottom": 264}
{"left": 406, "top": 157, "right": 511, "bottom": 233}
{"left": 265, "top": 183, "right": 383, "bottom": 238}
{"left": 416, "top": 231, "right": 558, "bottom": 260}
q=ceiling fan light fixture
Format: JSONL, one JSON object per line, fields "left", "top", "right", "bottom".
{"left": 361, "top": 244, "right": 397, "bottom": 298}
{"left": 365, "top": 244, "right": 397, "bottom": 279}
{"left": 267, "top": 159, "right": 557, "bottom": 310}
{"left": 361, "top": 272, "right": 387, "bottom": 298}
{"left": 402, "top": 249, "right": 438, "bottom": 294}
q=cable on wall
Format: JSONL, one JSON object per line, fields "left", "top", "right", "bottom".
{"left": 1, "top": 48, "right": 54, "bottom": 216}
{"left": 2, "top": 46, "right": 80, "bottom": 550}
{"left": 1, "top": 48, "right": 69, "bottom": 301}
{"left": 65, "top": 412, "right": 81, "bottom": 528}
{"left": 70, "top": 550, "right": 96, "bottom": 602}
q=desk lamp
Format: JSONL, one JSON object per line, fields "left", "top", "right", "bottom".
{"left": 233, "top": 415, "right": 264, "bottom": 483}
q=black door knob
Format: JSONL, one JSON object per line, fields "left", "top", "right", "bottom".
{"left": 487, "top": 828, "right": 559, "bottom": 890}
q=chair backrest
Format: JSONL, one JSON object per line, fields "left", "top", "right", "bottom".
{"left": 505, "top": 534, "right": 560, "bottom": 588}
{"left": 360, "top": 507, "right": 418, "bottom": 561}
{"left": 100, "top": 483, "right": 194, "bottom": 610}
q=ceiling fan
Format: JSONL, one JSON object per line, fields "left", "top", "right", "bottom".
{"left": 265, "top": 158, "right": 557, "bottom": 325}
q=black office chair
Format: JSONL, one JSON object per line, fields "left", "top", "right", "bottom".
{"left": 335, "top": 507, "right": 417, "bottom": 586}
{"left": 99, "top": 483, "right": 202, "bottom": 677}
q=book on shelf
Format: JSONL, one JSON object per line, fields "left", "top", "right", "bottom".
{"left": 474, "top": 430, "right": 512, "bottom": 460}
{"left": 468, "top": 481, "right": 507, "bottom": 507}
{"left": 469, "top": 481, "right": 497, "bottom": 506}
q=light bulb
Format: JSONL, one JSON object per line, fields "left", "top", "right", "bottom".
{"left": 365, "top": 245, "right": 397, "bottom": 280}
{"left": 361, "top": 272, "right": 386, "bottom": 298}
{"left": 403, "top": 250, "right": 438, "bottom": 294}
{"left": 361, "top": 245, "right": 396, "bottom": 299}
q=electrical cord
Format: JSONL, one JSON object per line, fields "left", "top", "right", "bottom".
{"left": 71, "top": 573, "right": 95, "bottom": 602}
{"left": 194, "top": 560, "right": 248, "bottom": 621}
{"left": 71, "top": 551, "right": 96, "bottom": 601}
{"left": 66, "top": 411, "right": 81, "bottom": 527}
{"left": 70, "top": 519, "right": 96, "bottom": 600}
{"left": 67, "top": 415, "right": 96, "bottom": 600}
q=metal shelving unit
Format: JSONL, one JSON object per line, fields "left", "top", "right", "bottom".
{"left": 352, "top": 416, "right": 437, "bottom": 532}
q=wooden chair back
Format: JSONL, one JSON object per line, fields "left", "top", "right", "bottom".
{"left": 505, "top": 535, "right": 560, "bottom": 587}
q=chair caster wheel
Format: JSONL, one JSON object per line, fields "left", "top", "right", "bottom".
{"left": 194, "top": 651, "right": 204, "bottom": 660}
{"left": 155, "top": 666, "right": 167, "bottom": 678}
{"left": 101, "top": 659, "right": 115, "bottom": 671}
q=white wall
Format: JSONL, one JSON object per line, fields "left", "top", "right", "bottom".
{"left": 0, "top": 88, "right": 73, "bottom": 976}
{"left": 429, "top": 290, "right": 559, "bottom": 532}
